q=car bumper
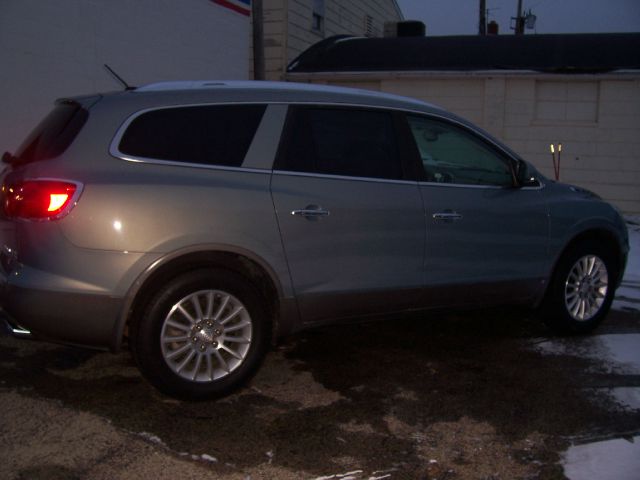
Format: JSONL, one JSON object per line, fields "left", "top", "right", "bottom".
{"left": 0, "top": 274, "right": 123, "bottom": 351}
{"left": 0, "top": 308, "right": 32, "bottom": 338}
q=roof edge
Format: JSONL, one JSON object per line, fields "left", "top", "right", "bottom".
{"left": 287, "top": 33, "right": 640, "bottom": 75}
{"left": 286, "top": 69, "right": 640, "bottom": 81}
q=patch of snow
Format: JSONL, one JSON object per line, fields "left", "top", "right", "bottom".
{"left": 616, "top": 286, "right": 640, "bottom": 298}
{"left": 369, "top": 469, "right": 397, "bottom": 480}
{"left": 563, "top": 436, "right": 640, "bottom": 480}
{"left": 614, "top": 219, "right": 640, "bottom": 312}
{"left": 590, "top": 387, "right": 640, "bottom": 411}
{"left": 610, "top": 387, "right": 640, "bottom": 410}
{"left": 624, "top": 219, "right": 640, "bottom": 279}
{"left": 312, "top": 471, "right": 364, "bottom": 480}
{"left": 200, "top": 453, "right": 218, "bottom": 463}
{"left": 138, "top": 431, "right": 166, "bottom": 447}
{"left": 536, "top": 334, "right": 640, "bottom": 375}
{"left": 338, "top": 472, "right": 363, "bottom": 480}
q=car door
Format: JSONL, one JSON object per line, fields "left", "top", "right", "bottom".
{"left": 403, "top": 113, "right": 550, "bottom": 307}
{"left": 271, "top": 106, "right": 425, "bottom": 324}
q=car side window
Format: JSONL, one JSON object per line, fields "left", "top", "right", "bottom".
{"left": 407, "top": 115, "right": 514, "bottom": 187}
{"left": 118, "top": 104, "right": 266, "bottom": 167}
{"left": 278, "top": 107, "right": 402, "bottom": 180}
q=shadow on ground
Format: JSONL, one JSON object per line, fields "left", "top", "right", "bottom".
{"left": 1, "top": 308, "right": 639, "bottom": 478}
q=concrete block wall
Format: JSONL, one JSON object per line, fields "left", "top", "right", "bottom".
{"left": 0, "top": 0, "right": 250, "bottom": 153}
{"left": 501, "top": 77, "right": 640, "bottom": 213}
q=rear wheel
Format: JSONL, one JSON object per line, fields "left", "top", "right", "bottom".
{"left": 131, "top": 269, "right": 271, "bottom": 400}
{"left": 541, "top": 241, "right": 617, "bottom": 334}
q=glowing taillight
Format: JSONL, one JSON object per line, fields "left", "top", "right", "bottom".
{"left": 47, "top": 193, "right": 70, "bottom": 212}
{"left": 2, "top": 180, "right": 81, "bottom": 220}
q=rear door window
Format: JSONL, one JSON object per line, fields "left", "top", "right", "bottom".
{"left": 118, "top": 104, "right": 266, "bottom": 167}
{"left": 14, "top": 101, "right": 88, "bottom": 165}
{"left": 277, "top": 107, "right": 403, "bottom": 180}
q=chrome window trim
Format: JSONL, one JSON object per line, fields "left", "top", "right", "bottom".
{"left": 417, "top": 179, "right": 545, "bottom": 190}
{"left": 109, "top": 99, "right": 537, "bottom": 185}
{"left": 111, "top": 100, "right": 518, "bottom": 165}
{"left": 417, "top": 181, "right": 507, "bottom": 190}
{"left": 273, "top": 169, "right": 418, "bottom": 186}
{"left": 112, "top": 155, "right": 272, "bottom": 175}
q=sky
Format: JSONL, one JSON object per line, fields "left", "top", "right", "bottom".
{"left": 396, "top": 0, "right": 640, "bottom": 36}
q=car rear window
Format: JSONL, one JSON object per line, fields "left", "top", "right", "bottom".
{"left": 14, "top": 101, "right": 88, "bottom": 165}
{"left": 118, "top": 104, "right": 266, "bottom": 167}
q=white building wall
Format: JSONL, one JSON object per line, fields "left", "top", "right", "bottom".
{"left": 0, "top": 0, "right": 249, "bottom": 152}
{"left": 291, "top": 72, "right": 640, "bottom": 214}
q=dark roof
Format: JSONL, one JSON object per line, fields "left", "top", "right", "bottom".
{"left": 287, "top": 33, "right": 640, "bottom": 74}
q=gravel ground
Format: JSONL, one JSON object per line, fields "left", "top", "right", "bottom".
{"left": 1, "top": 308, "right": 639, "bottom": 480}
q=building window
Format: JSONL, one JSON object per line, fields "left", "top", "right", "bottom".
{"left": 535, "top": 81, "right": 599, "bottom": 123}
{"left": 364, "top": 15, "right": 377, "bottom": 37}
{"left": 312, "top": 0, "right": 324, "bottom": 34}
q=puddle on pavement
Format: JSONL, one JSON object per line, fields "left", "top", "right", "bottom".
{"left": 535, "top": 333, "right": 640, "bottom": 374}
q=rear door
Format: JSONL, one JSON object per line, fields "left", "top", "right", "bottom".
{"left": 271, "top": 106, "right": 425, "bottom": 324}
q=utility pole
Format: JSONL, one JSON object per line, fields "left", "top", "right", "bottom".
{"left": 252, "top": 0, "right": 265, "bottom": 80}
{"left": 514, "top": 0, "right": 525, "bottom": 35}
{"left": 479, "top": 0, "right": 487, "bottom": 35}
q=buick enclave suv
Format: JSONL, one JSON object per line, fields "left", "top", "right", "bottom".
{"left": 0, "top": 81, "right": 629, "bottom": 399}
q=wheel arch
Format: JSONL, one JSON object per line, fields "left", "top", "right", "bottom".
{"left": 547, "top": 227, "right": 625, "bottom": 298}
{"left": 111, "top": 246, "right": 286, "bottom": 351}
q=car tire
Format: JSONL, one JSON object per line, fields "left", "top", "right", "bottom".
{"left": 130, "top": 268, "right": 271, "bottom": 400}
{"left": 541, "top": 240, "right": 617, "bottom": 334}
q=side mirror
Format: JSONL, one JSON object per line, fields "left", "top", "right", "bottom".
{"left": 515, "top": 159, "right": 540, "bottom": 188}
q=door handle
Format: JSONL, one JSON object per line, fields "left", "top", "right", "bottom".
{"left": 433, "top": 211, "right": 463, "bottom": 222}
{"left": 291, "top": 205, "right": 330, "bottom": 220}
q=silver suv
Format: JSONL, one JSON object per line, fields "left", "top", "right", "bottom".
{"left": 0, "top": 81, "right": 629, "bottom": 399}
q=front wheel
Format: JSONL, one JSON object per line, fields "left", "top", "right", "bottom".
{"left": 131, "top": 269, "right": 271, "bottom": 400}
{"left": 541, "top": 241, "right": 617, "bottom": 334}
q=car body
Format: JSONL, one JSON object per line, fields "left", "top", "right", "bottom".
{"left": 0, "top": 81, "right": 629, "bottom": 399}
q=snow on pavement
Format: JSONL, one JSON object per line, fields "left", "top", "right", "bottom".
{"left": 613, "top": 218, "right": 640, "bottom": 313}
{"left": 563, "top": 436, "right": 640, "bottom": 480}
{"left": 536, "top": 332, "right": 640, "bottom": 413}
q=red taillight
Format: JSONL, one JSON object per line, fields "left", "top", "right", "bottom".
{"left": 2, "top": 180, "right": 80, "bottom": 220}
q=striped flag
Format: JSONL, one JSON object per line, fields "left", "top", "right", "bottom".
{"left": 212, "top": 0, "right": 251, "bottom": 16}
